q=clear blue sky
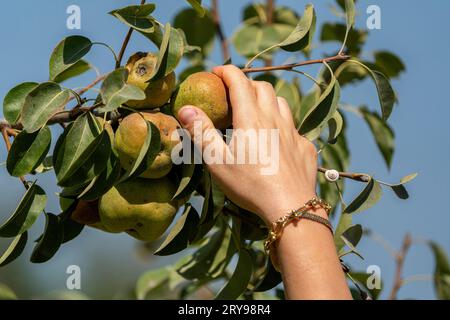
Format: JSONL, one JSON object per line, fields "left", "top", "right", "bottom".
{"left": 0, "top": 0, "right": 449, "bottom": 299}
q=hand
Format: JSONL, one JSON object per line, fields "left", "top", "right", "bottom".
{"left": 177, "top": 65, "right": 321, "bottom": 225}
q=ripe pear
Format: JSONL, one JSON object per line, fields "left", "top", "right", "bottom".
{"left": 98, "top": 177, "right": 179, "bottom": 241}
{"left": 115, "top": 112, "right": 181, "bottom": 179}
{"left": 171, "top": 72, "right": 231, "bottom": 129}
{"left": 125, "top": 52, "right": 176, "bottom": 109}
{"left": 70, "top": 199, "right": 110, "bottom": 231}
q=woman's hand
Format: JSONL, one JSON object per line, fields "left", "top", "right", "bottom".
{"left": 177, "top": 65, "right": 319, "bottom": 225}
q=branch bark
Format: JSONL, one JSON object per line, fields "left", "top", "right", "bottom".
{"left": 317, "top": 167, "right": 371, "bottom": 183}
{"left": 211, "top": 0, "right": 230, "bottom": 62}
{"left": 389, "top": 234, "right": 412, "bottom": 300}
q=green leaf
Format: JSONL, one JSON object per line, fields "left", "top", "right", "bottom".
{"left": 30, "top": 212, "right": 63, "bottom": 263}
{"left": 371, "top": 70, "right": 396, "bottom": 121}
{"left": 0, "top": 182, "right": 47, "bottom": 237}
{"left": 53, "top": 60, "right": 90, "bottom": 83}
{"left": 254, "top": 259, "right": 282, "bottom": 292}
{"left": 7, "top": 126, "right": 51, "bottom": 177}
{"left": 136, "top": 267, "right": 174, "bottom": 300}
{"left": 344, "top": 178, "right": 382, "bottom": 214}
{"left": 3, "top": 82, "right": 39, "bottom": 124}
{"left": 215, "top": 249, "right": 253, "bottom": 300}
{"left": 381, "top": 173, "right": 418, "bottom": 200}
{"left": 342, "top": 224, "right": 363, "bottom": 248}
{"left": 299, "top": 77, "right": 340, "bottom": 136}
{"left": 54, "top": 113, "right": 100, "bottom": 184}
{"left": 280, "top": 4, "right": 316, "bottom": 52}
{"left": 321, "top": 23, "right": 367, "bottom": 55}
{"left": 360, "top": 107, "right": 395, "bottom": 168}
{"left": 99, "top": 68, "right": 145, "bottom": 112}
{"left": 349, "top": 271, "right": 383, "bottom": 300}
{"left": 60, "top": 215, "right": 84, "bottom": 244}
{"left": 334, "top": 212, "right": 352, "bottom": 251}
{"left": 57, "top": 129, "right": 112, "bottom": 187}
{"left": 173, "top": 163, "right": 203, "bottom": 201}
{"left": 120, "top": 120, "right": 161, "bottom": 181}
{"left": 327, "top": 111, "right": 344, "bottom": 143}
{"left": 22, "top": 82, "right": 70, "bottom": 133}
{"left": 344, "top": 0, "right": 355, "bottom": 29}
{"left": 150, "top": 24, "right": 185, "bottom": 80}
{"left": 192, "top": 171, "right": 216, "bottom": 242}
{"left": 429, "top": 241, "right": 450, "bottom": 300}
{"left": 109, "top": 4, "right": 156, "bottom": 31}
{"left": 155, "top": 204, "right": 199, "bottom": 256}
{"left": 173, "top": 8, "right": 215, "bottom": 56}
{"left": 0, "top": 232, "right": 27, "bottom": 267}
{"left": 374, "top": 51, "right": 405, "bottom": 78}
{"left": 0, "top": 283, "right": 17, "bottom": 300}
{"left": 49, "top": 36, "right": 92, "bottom": 81}
{"left": 186, "top": 0, "right": 206, "bottom": 17}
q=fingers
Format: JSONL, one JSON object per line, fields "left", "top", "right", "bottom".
{"left": 212, "top": 65, "right": 257, "bottom": 121}
{"left": 277, "top": 97, "right": 295, "bottom": 128}
{"left": 178, "top": 106, "right": 229, "bottom": 174}
{"left": 252, "top": 81, "right": 279, "bottom": 115}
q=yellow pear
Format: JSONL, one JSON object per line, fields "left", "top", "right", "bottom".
{"left": 115, "top": 112, "right": 181, "bottom": 179}
{"left": 171, "top": 72, "right": 231, "bottom": 129}
{"left": 98, "top": 177, "right": 180, "bottom": 241}
{"left": 125, "top": 52, "right": 176, "bottom": 109}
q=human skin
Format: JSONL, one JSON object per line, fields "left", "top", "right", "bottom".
{"left": 177, "top": 65, "right": 352, "bottom": 300}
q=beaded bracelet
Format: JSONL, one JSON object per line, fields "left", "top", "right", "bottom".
{"left": 264, "top": 197, "right": 333, "bottom": 271}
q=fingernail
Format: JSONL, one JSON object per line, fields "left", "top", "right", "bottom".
{"left": 179, "top": 107, "right": 197, "bottom": 125}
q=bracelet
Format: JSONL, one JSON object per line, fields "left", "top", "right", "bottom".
{"left": 264, "top": 197, "right": 333, "bottom": 271}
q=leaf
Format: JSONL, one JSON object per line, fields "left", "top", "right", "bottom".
{"left": 54, "top": 113, "right": 100, "bottom": 184}
{"left": 344, "top": 0, "right": 356, "bottom": 29}
{"left": 321, "top": 23, "right": 367, "bottom": 55}
{"left": 172, "top": 163, "right": 203, "bottom": 201}
{"left": 192, "top": 171, "right": 216, "bottom": 242}
{"left": 429, "top": 241, "right": 450, "bottom": 300}
{"left": 53, "top": 60, "right": 90, "bottom": 83}
{"left": 299, "top": 77, "right": 340, "bottom": 135}
{"left": 22, "top": 82, "right": 70, "bottom": 133}
{"left": 383, "top": 173, "right": 418, "bottom": 200}
{"left": 120, "top": 120, "right": 161, "bottom": 181}
{"left": 327, "top": 111, "right": 344, "bottom": 143}
{"left": 57, "top": 129, "right": 112, "bottom": 187}
{"left": 360, "top": 107, "right": 395, "bottom": 168}
{"left": 344, "top": 178, "right": 382, "bottom": 214}
{"left": 334, "top": 212, "right": 352, "bottom": 251}
{"left": 60, "top": 216, "right": 84, "bottom": 244}
{"left": 30, "top": 212, "right": 63, "bottom": 263}
{"left": 7, "top": 126, "right": 51, "bottom": 177}
{"left": 370, "top": 70, "right": 396, "bottom": 121}
{"left": 342, "top": 224, "right": 363, "bottom": 248}
{"left": 186, "top": 0, "right": 206, "bottom": 17}
{"left": 99, "top": 68, "right": 145, "bottom": 112}
{"left": 109, "top": 4, "right": 157, "bottom": 32}
{"left": 254, "top": 259, "right": 282, "bottom": 292}
{"left": 49, "top": 36, "right": 92, "bottom": 81}
{"left": 215, "top": 249, "right": 253, "bottom": 300}
{"left": 280, "top": 4, "right": 316, "bottom": 52}
{"left": 0, "top": 283, "right": 17, "bottom": 300}
{"left": 0, "top": 232, "right": 27, "bottom": 267}
{"left": 150, "top": 24, "right": 185, "bottom": 80}
{"left": 173, "top": 8, "right": 215, "bottom": 56}
{"left": 2, "top": 82, "right": 39, "bottom": 124}
{"left": 374, "top": 51, "right": 405, "bottom": 78}
{"left": 349, "top": 271, "right": 383, "bottom": 300}
{"left": 0, "top": 182, "right": 46, "bottom": 237}
{"left": 155, "top": 204, "right": 199, "bottom": 256}
{"left": 136, "top": 267, "right": 171, "bottom": 300}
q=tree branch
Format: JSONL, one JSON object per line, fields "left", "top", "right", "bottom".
{"left": 317, "top": 166, "right": 370, "bottom": 183}
{"left": 389, "top": 234, "right": 412, "bottom": 300}
{"left": 211, "top": 0, "right": 230, "bottom": 62}
{"left": 242, "top": 54, "right": 350, "bottom": 74}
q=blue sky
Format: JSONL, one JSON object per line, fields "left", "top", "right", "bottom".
{"left": 0, "top": 0, "right": 449, "bottom": 299}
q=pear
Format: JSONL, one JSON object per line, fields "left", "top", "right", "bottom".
{"left": 125, "top": 52, "right": 176, "bottom": 109}
{"left": 114, "top": 112, "right": 181, "bottom": 179}
{"left": 171, "top": 72, "right": 231, "bottom": 129}
{"left": 98, "top": 177, "right": 180, "bottom": 241}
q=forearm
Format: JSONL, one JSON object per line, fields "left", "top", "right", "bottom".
{"left": 270, "top": 207, "right": 352, "bottom": 300}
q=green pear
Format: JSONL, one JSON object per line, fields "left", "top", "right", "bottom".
{"left": 171, "top": 71, "right": 231, "bottom": 129}
{"left": 98, "top": 177, "right": 180, "bottom": 241}
{"left": 114, "top": 112, "right": 181, "bottom": 179}
{"left": 125, "top": 52, "right": 176, "bottom": 109}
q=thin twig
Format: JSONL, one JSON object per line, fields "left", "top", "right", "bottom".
{"left": 389, "top": 234, "right": 412, "bottom": 300}
{"left": 116, "top": 0, "right": 146, "bottom": 68}
{"left": 211, "top": 0, "right": 230, "bottom": 62}
{"left": 264, "top": 0, "right": 275, "bottom": 67}
{"left": 318, "top": 166, "right": 370, "bottom": 183}
{"left": 242, "top": 54, "right": 351, "bottom": 74}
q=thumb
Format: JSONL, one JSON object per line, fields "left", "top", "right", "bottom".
{"left": 178, "top": 106, "right": 228, "bottom": 162}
